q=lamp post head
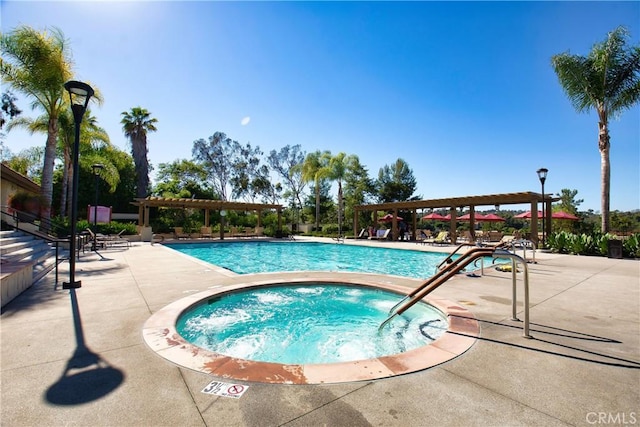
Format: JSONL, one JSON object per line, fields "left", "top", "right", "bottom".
{"left": 64, "top": 80, "right": 94, "bottom": 123}
{"left": 220, "top": 210, "right": 227, "bottom": 217}
{"left": 92, "top": 163, "right": 104, "bottom": 175}
{"left": 536, "top": 167, "right": 548, "bottom": 185}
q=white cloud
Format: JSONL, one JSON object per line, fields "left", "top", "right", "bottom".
{"left": 241, "top": 116, "right": 251, "bottom": 126}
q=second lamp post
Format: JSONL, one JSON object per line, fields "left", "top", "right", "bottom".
{"left": 91, "top": 163, "right": 104, "bottom": 251}
{"left": 537, "top": 167, "right": 548, "bottom": 245}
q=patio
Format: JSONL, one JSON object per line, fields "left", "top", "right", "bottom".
{"left": 1, "top": 237, "right": 638, "bottom": 426}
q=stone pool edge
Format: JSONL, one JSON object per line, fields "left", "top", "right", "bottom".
{"left": 141, "top": 275, "right": 480, "bottom": 385}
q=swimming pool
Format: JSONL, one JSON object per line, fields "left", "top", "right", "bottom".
{"left": 165, "top": 241, "right": 473, "bottom": 279}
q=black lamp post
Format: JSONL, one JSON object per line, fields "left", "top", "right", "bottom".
{"left": 91, "top": 163, "right": 104, "bottom": 251}
{"left": 537, "top": 167, "right": 548, "bottom": 246}
{"left": 63, "top": 81, "right": 94, "bottom": 290}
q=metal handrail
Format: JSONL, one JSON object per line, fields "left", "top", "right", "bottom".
{"left": 1, "top": 207, "right": 70, "bottom": 285}
{"left": 435, "top": 242, "right": 477, "bottom": 272}
{"left": 380, "top": 247, "right": 532, "bottom": 338}
{"left": 380, "top": 247, "right": 495, "bottom": 331}
{"left": 491, "top": 250, "right": 531, "bottom": 338}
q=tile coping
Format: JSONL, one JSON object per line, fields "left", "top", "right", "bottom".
{"left": 142, "top": 275, "right": 479, "bottom": 384}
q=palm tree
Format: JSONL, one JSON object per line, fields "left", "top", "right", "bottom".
{"left": 551, "top": 26, "right": 640, "bottom": 233}
{"left": 7, "top": 108, "right": 111, "bottom": 217}
{"left": 326, "top": 152, "right": 357, "bottom": 236}
{"left": 121, "top": 107, "right": 157, "bottom": 198}
{"left": 1, "top": 26, "right": 74, "bottom": 220}
{"left": 300, "top": 150, "right": 330, "bottom": 231}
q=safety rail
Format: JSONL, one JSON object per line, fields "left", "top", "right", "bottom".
{"left": 435, "top": 242, "right": 477, "bottom": 272}
{"left": 380, "top": 246, "right": 532, "bottom": 338}
{"left": 1, "top": 207, "right": 70, "bottom": 285}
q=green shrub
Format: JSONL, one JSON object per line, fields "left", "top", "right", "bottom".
{"left": 547, "top": 231, "right": 637, "bottom": 258}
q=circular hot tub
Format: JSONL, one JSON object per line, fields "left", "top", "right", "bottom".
{"left": 143, "top": 278, "right": 479, "bottom": 384}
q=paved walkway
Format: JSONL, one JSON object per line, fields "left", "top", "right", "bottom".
{"left": 1, "top": 238, "right": 638, "bottom": 426}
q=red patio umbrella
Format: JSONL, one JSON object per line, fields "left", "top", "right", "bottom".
{"left": 552, "top": 211, "right": 579, "bottom": 220}
{"left": 480, "top": 213, "right": 505, "bottom": 222}
{"left": 379, "top": 213, "right": 403, "bottom": 222}
{"left": 421, "top": 212, "right": 446, "bottom": 220}
{"left": 514, "top": 211, "right": 543, "bottom": 219}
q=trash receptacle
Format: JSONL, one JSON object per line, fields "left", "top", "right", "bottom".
{"left": 607, "top": 239, "right": 623, "bottom": 259}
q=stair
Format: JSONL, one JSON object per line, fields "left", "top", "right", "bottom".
{"left": 1, "top": 229, "right": 67, "bottom": 307}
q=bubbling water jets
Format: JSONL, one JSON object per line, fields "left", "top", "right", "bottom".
{"left": 176, "top": 284, "right": 449, "bottom": 365}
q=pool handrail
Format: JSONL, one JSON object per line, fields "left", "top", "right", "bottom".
{"left": 387, "top": 244, "right": 481, "bottom": 315}
{"left": 380, "top": 247, "right": 532, "bottom": 338}
{"left": 435, "top": 242, "right": 477, "bottom": 272}
{"left": 380, "top": 246, "right": 495, "bottom": 331}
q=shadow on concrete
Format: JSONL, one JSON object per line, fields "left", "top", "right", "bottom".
{"left": 45, "top": 289, "right": 124, "bottom": 405}
{"left": 450, "top": 316, "right": 640, "bottom": 369}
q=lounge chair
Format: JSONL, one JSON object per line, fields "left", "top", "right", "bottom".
{"left": 254, "top": 226, "right": 264, "bottom": 237}
{"left": 417, "top": 230, "right": 431, "bottom": 245}
{"left": 356, "top": 228, "right": 369, "bottom": 239}
{"left": 425, "top": 231, "right": 449, "bottom": 245}
{"left": 86, "top": 228, "right": 130, "bottom": 249}
{"left": 369, "top": 229, "right": 391, "bottom": 240}
{"left": 200, "top": 226, "right": 212, "bottom": 239}
{"left": 173, "top": 227, "right": 190, "bottom": 239}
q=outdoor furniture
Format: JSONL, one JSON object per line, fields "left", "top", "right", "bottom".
{"left": 200, "top": 226, "right": 212, "bottom": 239}
{"left": 425, "top": 231, "right": 449, "bottom": 245}
{"left": 369, "top": 229, "right": 391, "bottom": 240}
{"left": 173, "top": 227, "right": 190, "bottom": 239}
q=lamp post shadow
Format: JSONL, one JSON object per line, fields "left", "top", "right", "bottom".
{"left": 45, "top": 289, "right": 124, "bottom": 405}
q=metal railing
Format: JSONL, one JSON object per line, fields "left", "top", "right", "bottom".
{"left": 1, "top": 206, "right": 73, "bottom": 285}
{"left": 380, "top": 246, "right": 532, "bottom": 338}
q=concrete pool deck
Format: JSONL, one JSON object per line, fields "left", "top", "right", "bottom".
{"left": 1, "top": 237, "right": 638, "bottom": 426}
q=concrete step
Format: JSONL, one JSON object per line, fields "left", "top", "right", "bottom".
{"left": 0, "top": 229, "right": 68, "bottom": 284}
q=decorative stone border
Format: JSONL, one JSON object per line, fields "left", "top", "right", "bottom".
{"left": 142, "top": 277, "right": 479, "bottom": 384}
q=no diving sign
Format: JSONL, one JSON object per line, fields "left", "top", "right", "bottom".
{"left": 201, "top": 380, "right": 248, "bottom": 399}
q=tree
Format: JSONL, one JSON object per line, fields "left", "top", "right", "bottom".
{"left": 0, "top": 91, "right": 21, "bottom": 130}
{"left": 300, "top": 150, "right": 331, "bottom": 230}
{"left": 326, "top": 152, "right": 358, "bottom": 235}
{"left": 376, "top": 158, "right": 418, "bottom": 203}
{"left": 121, "top": 107, "right": 157, "bottom": 198}
{"left": 1, "top": 26, "right": 77, "bottom": 219}
{"left": 343, "top": 156, "right": 375, "bottom": 228}
{"left": 555, "top": 188, "right": 583, "bottom": 215}
{"left": 551, "top": 26, "right": 640, "bottom": 233}
{"left": 267, "top": 144, "right": 307, "bottom": 212}
{"left": 153, "top": 159, "right": 213, "bottom": 199}
{"left": 192, "top": 132, "right": 237, "bottom": 200}
{"left": 8, "top": 108, "right": 111, "bottom": 216}
{"left": 229, "top": 142, "right": 274, "bottom": 203}
{"left": 3, "top": 146, "right": 43, "bottom": 182}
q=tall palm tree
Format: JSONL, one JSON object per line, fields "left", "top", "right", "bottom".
{"left": 7, "top": 108, "right": 111, "bottom": 217}
{"left": 1, "top": 26, "right": 74, "bottom": 220}
{"left": 326, "top": 152, "right": 357, "bottom": 236}
{"left": 121, "top": 107, "right": 157, "bottom": 198}
{"left": 552, "top": 26, "right": 640, "bottom": 233}
{"left": 300, "top": 150, "right": 330, "bottom": 231}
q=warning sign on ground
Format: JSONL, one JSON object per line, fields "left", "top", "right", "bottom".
{"left": 201, "top": 380, "right": 248, "bottom": 399}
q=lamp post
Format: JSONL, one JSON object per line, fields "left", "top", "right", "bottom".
{"left": 63, "top": 81, "right": 94, "bottom": 290}
{"left": 91, "top": 164, "right": 104, "bottom": 251}
{"left": 220, "top": 210, "right": 226, "bottom": 240}
{"left": 537, "top": 167, "right": 548, "bottom": 246}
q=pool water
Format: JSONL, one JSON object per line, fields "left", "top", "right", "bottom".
{"left": 176, "top": 284, "right": 448, "bottom": 364}
{"left": 165, "top": 241, "right": 477, "bottom": 279}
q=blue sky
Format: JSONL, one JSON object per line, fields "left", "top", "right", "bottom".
{"left": 2, "top": 1, "right": 639, "bottom": 212}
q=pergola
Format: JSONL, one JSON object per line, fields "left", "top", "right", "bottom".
{"left": 354, "top": 191, "right": 559, "bottom": 244}
{"left": 132, "top": 197, "right": 284, "bottom": 239}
